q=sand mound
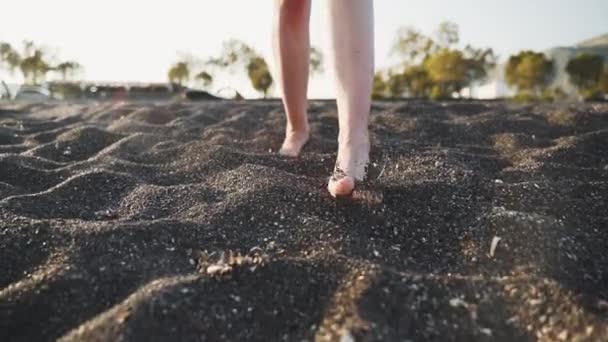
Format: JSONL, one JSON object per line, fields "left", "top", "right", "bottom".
{"left": 1, "top": 100, "right": 607, "bottom": 341}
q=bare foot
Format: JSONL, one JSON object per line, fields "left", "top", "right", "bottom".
{"left": 328, "top": 135, "right": 370, "bottom": 197}
{"left": 279, "top": 127, "right": 309, "bottom": 157}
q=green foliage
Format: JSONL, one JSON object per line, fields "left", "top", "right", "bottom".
{"left": 387, "top": 21, "right": 494, "bottom": 100}
{"left": 20, "top": 50, "right": 51, "bottom": 85}
{"left": 391, "top": 27, "right": 436, "bottom": 65}
{"left": 0, "top": 43, "right": 21, "bottom": 74}
{"left": 402, "top": 65, "right": 432, "bottom": 97}
{"left": 49, "top": 83, "right": 82, "bottom": 100}
{"left": 463, "top": 45, "right": 496, "bottom": 94}
{"left": 600, "top": 68, "right": 608, "bottom": 95}
{"left": 206, "top": 40, "right": 255, "bottom": 69}
{"left": 566, "top": 53, "right": 603, "bottom": 89}
{"left": 425, "top": 49, "right": 466, "bottom": 97}
{"left": 247, "top": 57, "right": 273, "bottom": 97}
{"left": 167, "top": 61, "right": 190, "bottom": 85}
{"left": 1, "top": 41, "right": 82, "bottom": 85}
{"left": 578, "top": 88, "right": 604, "bottom": 101}
{"left": 540, "top": 88, "right": 555, "bottom": 102}
{"left": 391, "top": 21, "right": 459, "bottom": 66}
{"left": 372, "top": 69, "right": 425, "bottom": 99}
{"left": 551, "top": 86, "right": 568, "bottom": 101}
{"left": 429, "top": 85, "right": 447, "bottom": 101}
{"left": 513, "top": 87, "right": 564, "bottom": 103}
{"left": 511, "top": 92, "right": 540, "bottom": 103}
{"left": 384, "top": 71, "right": 406, "bottom": 98}
{"left": 505, "top": 51, "right": 554, "bottom": 95}
{"left": 511, "top": 89, "right": 564, "bottom": 103}
{"left": 206, "top": 40, "right": 273, "bottom": 97}
{"left": 195, "top": 71, "right": 213, "bottom": 89}
{"left": 566, "top": 53, "right": 604, "bottom": 98}
{"left": 53, "top": 61, "right": 81, "bottom": 81}
{"left": 372, "top": 72, "right": 388, "bottom": 99}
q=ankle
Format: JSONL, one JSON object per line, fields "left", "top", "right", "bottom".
{"left": 338, "top": 130, "right": 369, "bottom": 147}
{"left": 286, "top": 123, "right": 309, "bottom": 137}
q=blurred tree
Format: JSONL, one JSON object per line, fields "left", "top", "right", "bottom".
{"left": 167, "top": 61, "right": 190, "bottom": 86}
{"left": 310, "top": 46, "right": 324, "bottom": 74}
{"left": 195, "top": 71, "right": 213, "bottom": 90}
{"left": 2, "top": 41, "right": 82, "bottom": 87}
{"left": 0, "top": 41, "right": 49, "bottom": 84}
{"left": 425, "top": 49, "right": 466, "bottom": 99}
{"left": 54, "top": 61, "right": 81, "bottom": 81}
{"left": 373, "top": 66, "right": 432, "bottom": 99}
{"left": 429, "top": 85, "right": 446, "bottom": 101}
{"left": 389, "top": 22, "right": 494, "bottom": 100}
{"left": 463, "top": 46, "right": 497, "bottom": 98}
{"left": 505, "top": 51, "right": 554, "bottom": 96}
{"left": 435, "top": 21, "right": 459, "bottom": 49}
{"left": 20, "top": 49, "right": 51, "bottom": 85}
{"left": 600, "top": 67, "right": 608, "bottom": 96}
{"left": 391, "top": 21, "right": 458, "bottom": 66}
{"left": 372, "top": 71, "right": 388, "bottom": 99}
{"left": 247, "top": 56, "right": 273, "bottom": 98}
{"left": 0, "top": 42, "right": 22, "bottom": 74}
{"left": 206, "top": 39, "right": 255, "bottom": 69}
{"left": 384, "top": 71, "right": 407, "bottom": 98}
{"left": 403, "top": 64, "right": 432, "bottom": 98}
{"left": 551, "top": 86, "right": 568, "bottom": 101}
{"left": 391, "top": 27, "right": 436, "bottom": 65}
{"left": 207, "top": 40, "right": 275, "bottom": 97}
{"left": 566, "top": 53, "right": 604, "bottom": 99}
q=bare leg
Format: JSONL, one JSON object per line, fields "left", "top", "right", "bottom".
{"left": 326, "top": 0, "right": 375, "bottom": 197}
{"left": 273, "top": 0, "right": 311, "bottom": 157}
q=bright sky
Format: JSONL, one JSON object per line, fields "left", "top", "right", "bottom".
{"left": 1, "top": 0, "right": 607, "bottom": 98}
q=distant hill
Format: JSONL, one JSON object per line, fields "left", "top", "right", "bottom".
{"left": 576, "top": 33, "right": 608, "bottom": 48}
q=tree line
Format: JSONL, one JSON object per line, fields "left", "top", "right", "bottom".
{"left": 167, "top": 40, "right": 323, "bottom": 98}
{"left": 373, "top": 22, "right": 496, "bottom": 100}
{"left": 0, "top": 41, "right": 81, "bottom": 84}
{"left": 503, "top": 50, "right": 608, "bottom": 101}
{"left": 372, "top": 21, "right": 608, "bottom": 101}
{"left": 3, "top": 29, "right": 607, "bottom": 102}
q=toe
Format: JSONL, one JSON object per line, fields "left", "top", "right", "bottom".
{"left": 328, "top": 176, "right": 355, "bottom": 197}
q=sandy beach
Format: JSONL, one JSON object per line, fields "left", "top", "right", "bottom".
{"left": 1, "top": 100, "right": 607, "bottom": 341}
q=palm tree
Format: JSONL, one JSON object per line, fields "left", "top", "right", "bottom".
{"left": 0, "top": 42, "right": 21, "bottom": 75}
{"left": 4, "top": 41, "right": 50, "bottom": 85}
{"left": 20, "top": 49, "right": 51, "bottom": 85}
{"left": 2, "top": 41, "right": 82, "bottom": 86}
{"left": 54, "top": 61, "right": 81, "bottom": 81}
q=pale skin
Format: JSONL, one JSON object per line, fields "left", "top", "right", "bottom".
{"left": 273, "top": 0, "right": 374, "bottom": 197}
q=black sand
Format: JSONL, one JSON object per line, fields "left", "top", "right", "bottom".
{"left": 1, "top": 100, "right": 607, "bottom": 341}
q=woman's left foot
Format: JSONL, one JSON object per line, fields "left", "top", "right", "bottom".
{"left": 279, "top": 127, "right": 309, "bottom": 157}
{"left": 328, "top": 134, "right": 370, "bottom": 197}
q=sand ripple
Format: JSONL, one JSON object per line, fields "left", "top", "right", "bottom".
{"left": 1, "top": 101, "right": 607, "bottom": 341}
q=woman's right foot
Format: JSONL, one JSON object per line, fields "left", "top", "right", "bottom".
{"left": 279, "top": 127, "right": 309, "bottom": 157}
{"left": 328, "top": 133, "right": 370, "bottom": 197}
